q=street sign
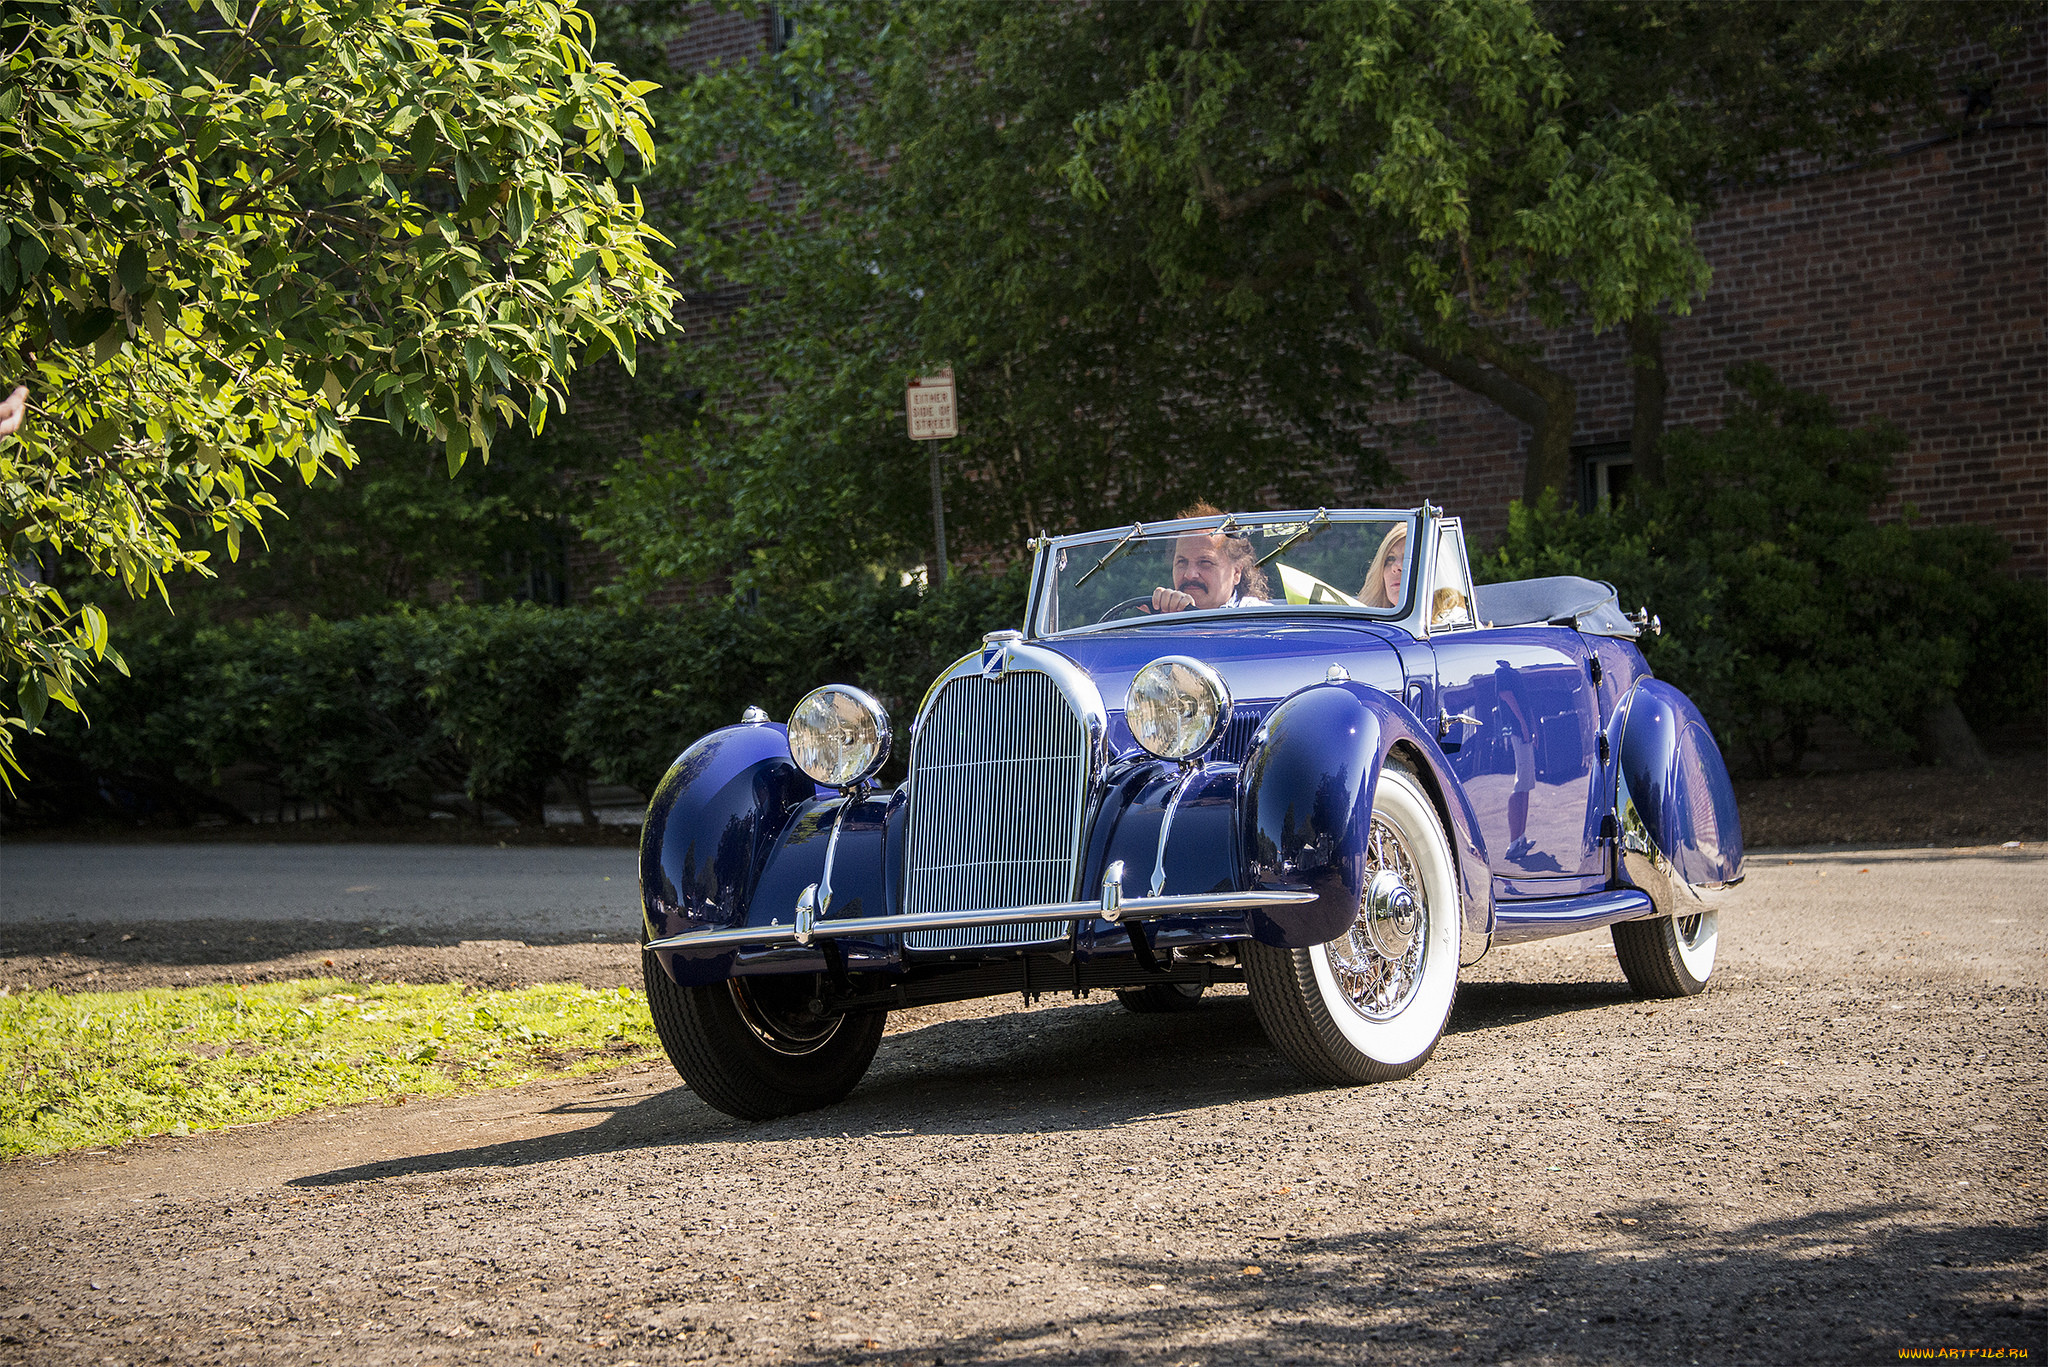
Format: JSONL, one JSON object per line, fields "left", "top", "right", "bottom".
{"left": 906, "top": 370, "right": 957, "bottom": 441}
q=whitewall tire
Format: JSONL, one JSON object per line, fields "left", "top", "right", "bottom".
{"left": 1245, "top": 765, "right": 1461, "bottom": 1084}
{"left": 1612, "top": 907, "right": 1718, "bottom": 998}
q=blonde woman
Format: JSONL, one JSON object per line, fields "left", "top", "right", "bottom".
{"left": 1359, "top": 523, "right": 1408, "bottom": 608}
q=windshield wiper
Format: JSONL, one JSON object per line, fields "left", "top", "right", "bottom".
{"left": 1073, "top": 521, "right": 1145, "bottom": 590}
{"left": 1255, "top": 507, "right": 1330, "bottom": 566}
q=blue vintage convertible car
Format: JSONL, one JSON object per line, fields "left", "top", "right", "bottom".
{"left": 639, "top": 507, "right": 1743, "bottom": 1119}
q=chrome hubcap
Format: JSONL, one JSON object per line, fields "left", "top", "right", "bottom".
{"left": 1328, "top": 815, "right": 1429, "bottom": 1020}
{"left": 1362, "top": 868, "right": 1420, "bottom": 957}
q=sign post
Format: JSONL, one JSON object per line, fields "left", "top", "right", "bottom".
{"left": 906, "top": 369, "right": 957, "bottom": 587}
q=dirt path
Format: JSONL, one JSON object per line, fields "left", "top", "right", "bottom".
{"left": 3, "top": 845, "right": 2044, "bottom": 1366}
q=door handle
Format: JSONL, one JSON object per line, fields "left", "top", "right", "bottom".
{"left": 1436, "top": 711, "right": 1481, "bottom": 739}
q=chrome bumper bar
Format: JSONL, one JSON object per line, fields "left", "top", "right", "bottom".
{"left": 643, "top": 859, "right": 1318, "bottom": 953}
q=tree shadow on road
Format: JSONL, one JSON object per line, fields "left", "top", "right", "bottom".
{"left": 763, "top": 1202, "right": 2045, "bottom": 1365}
{"left": 287, "top": 974, "right": 1657, "bottom": 1188}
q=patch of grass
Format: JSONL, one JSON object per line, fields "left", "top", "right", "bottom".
{"left": 0, "top": 979, "right": 660, "bottom": 1158}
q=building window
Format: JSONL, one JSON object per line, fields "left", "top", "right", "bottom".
{"left": 1576, "top": 440, "right": 1634, "bottom": 509}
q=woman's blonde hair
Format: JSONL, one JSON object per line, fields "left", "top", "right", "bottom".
{"left": 1359, "top": 523, "right": 1409, "bottom": 608}
{"left": 1176, "top": 502, "right": 1270, "bottom": 601}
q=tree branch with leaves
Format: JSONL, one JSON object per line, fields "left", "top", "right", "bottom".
{"left": 0, "top": 0, "right": 679, "bottom": 784}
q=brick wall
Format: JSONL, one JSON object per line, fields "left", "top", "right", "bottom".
{"left": 1376, "top": 28, "right": 2048, "bottom": 577}
{"left": 664, "top": 3, "right": 776, "bottom": 76}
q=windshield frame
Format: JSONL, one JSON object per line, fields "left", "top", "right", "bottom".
{"left": 1025, "top": 508, "right": 1425, "bottom": 640}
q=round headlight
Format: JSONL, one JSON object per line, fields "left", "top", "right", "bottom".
{"left": 787, "top": 685, "right": 892, "bottom": 788}
{"left": 1126, "top": 656, "right": 1232, "bottom": 761}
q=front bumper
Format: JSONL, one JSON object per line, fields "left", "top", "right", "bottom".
{"left": 643, "top": 860, "right": 1317, "bottom": 954}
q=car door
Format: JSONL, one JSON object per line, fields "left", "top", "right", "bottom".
{"left": 1421, "top": 524, "right": 1605, "bottom": 886}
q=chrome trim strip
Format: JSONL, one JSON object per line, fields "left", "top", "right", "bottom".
{"left": 1149, "top": 763, "right": 1202, "bottom": 897}
{"left": 644, "top": 888, "right": 1320, "bottom": 953}
{"left": 916, "top": 640, "right": 1110, "bottom": 762}
{"left": 816, "top": 795, "right": 851, "bottom": 915}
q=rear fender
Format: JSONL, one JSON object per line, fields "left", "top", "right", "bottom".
{"left": 1238, "top": 682, "right": 1492, "bottom": 950}
{"left": 1612, "top": 679, "right": 1745, "bottom": 911}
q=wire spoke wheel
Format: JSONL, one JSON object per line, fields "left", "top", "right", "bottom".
{"left": 1245, "top": 765, "right": 1461, "bottom": 1085}
{"left": 1325, "top": 814, "right": 1429, "bottom": 1021}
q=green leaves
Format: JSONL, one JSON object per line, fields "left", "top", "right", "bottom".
{"left": 114, "top": 241, "right": 150, "bottom": 298}
{"left": 0, "top": 0, "right": 680, "bottom": 784}
{"left": 593, "top": 1, "right": 1407, "bottom": 595}
{"left": 1060, "top": 0, "right": 1706, "bottom": 341}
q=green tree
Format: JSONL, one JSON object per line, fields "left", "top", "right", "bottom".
{"left": 0, "top": 0, "right": 680, "bottom": 783}
{"left": 1055, "top": 0, "right": 1714, "bottom": 506}
{"left": 1484, "top": 365, "right": 2046, "bottom": 775}
{"left": 583, "top": 0, "right": 1414, "bottom": 598}
{"left": 158, "top": 412, "right": 607, "bottom": 620}
{"left": 1057, "top": 0, "right": 2026, "bottom": 503}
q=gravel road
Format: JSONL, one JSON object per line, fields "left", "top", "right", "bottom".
{"left": 2, "top": 843, "right": 2043, "bottom": 1366}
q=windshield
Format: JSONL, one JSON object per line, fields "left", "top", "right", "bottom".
{"left": 1033, "top": 511, "right": 1416, "bottom": 635}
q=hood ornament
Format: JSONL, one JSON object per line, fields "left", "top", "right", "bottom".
{"left": 981, "top": 629, "right": 1024, "bottom": 678}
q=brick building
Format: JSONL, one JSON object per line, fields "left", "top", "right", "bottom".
{"left": 654, "top": 8, "right": 2047, "bottom": 581}
{"left": 1380, "top": 30, "right": 2047, "bottom": 577}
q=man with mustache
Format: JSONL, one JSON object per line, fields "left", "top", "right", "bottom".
{"left": 1149, "top": 501, "right": 1271, "bottom": 613}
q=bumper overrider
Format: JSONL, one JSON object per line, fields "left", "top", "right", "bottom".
{"left": 643, "top": 860, "right": 1318, "bottom": 954}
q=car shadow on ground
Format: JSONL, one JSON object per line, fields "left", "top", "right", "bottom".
{"left": 1451, "top": 978, "right": 1640, "bottom": 1032}
{"left": 289, "top": 976, "right": 1650, "bottom": 1188}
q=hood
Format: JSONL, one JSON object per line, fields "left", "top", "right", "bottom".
{"left": 1032, "top": 616, "right": 1410, "bottom": 711}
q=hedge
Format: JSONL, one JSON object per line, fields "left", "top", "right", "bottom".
{"left": 15, "top": 365, "right": 2045, "bottom": 825}
{"left": 14, "top": 569, "right": 1028, "bottom": 827}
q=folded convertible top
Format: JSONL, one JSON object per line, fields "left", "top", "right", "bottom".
{"left": 1471, "top": 575, "right": 1640, "bottom": 638}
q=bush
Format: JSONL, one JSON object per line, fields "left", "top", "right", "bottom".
{"left": 1482, "top": 364, "right": 2047, "bottom": 775}
{"left": 566, "top": 567, "right": 1028, "bottom": 791}
{"left": 11, "top": 568, "right": 1030, "bottom": 827}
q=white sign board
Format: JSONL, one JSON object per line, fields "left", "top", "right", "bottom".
{"left": 906, "top": 369, "right": 957, "bottom": 441}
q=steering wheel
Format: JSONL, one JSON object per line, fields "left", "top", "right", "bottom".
{"left": 1096, "top": 596, "right": 1158, "bottom": 624}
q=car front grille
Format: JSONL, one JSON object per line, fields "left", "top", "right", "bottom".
{"left": 902, "top": 669, "right": 1090, "bottom": 949}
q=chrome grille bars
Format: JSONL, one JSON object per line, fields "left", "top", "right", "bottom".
{"left": 902, "top": 661, "right": 1090, "bottom": 949}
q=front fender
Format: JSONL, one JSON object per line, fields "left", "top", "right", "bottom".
{"left": 1238, "top": 682, "right": 1492, "bottom": 951}
{"left": 640, "top": 723, "right": 817, "bottom": 965}
{"left": 1613, "top": 679, "right": 1745, "bottom": 906}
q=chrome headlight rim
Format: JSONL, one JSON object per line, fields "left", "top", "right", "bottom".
{"left": 1126, "top": 655, "right": 1233, "bottom": 762}
{"left": 787, "top": 684, "right": 892, "bottom": 789}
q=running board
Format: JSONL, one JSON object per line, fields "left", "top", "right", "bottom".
{"left": 1490, "top": 889, "right": 1657, "bottom": 946}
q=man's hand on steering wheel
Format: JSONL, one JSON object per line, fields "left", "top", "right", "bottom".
{"left": 1151, "top": 587, "right": 1197, "bottom": 613}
